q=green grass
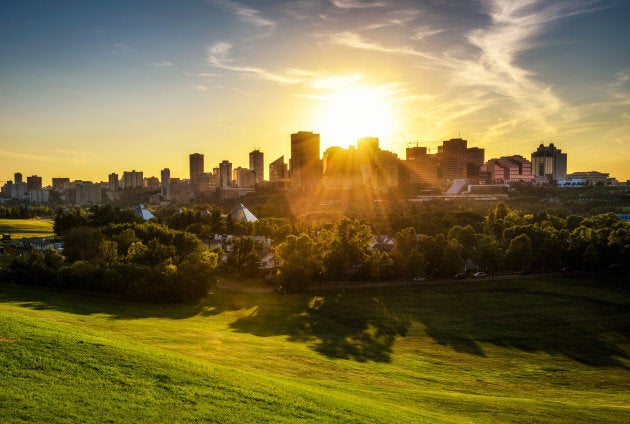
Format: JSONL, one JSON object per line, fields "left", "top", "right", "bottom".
{"left": 0, "top": 218, "right": 54, "bottom": 239}
{"left": 1, "top": 277, "right": 629, "bottom": 423}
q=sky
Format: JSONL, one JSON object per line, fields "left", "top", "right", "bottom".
{"left": 1, "top": 0, "right": 629, "bottom": 184}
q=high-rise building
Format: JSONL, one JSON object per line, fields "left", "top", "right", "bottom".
{"left": 14, "top": 173, "right": 22, "bottom": 184}
{"left": 290, "top": 131, "right": 322, "bottom": 191}
{"left": 161, "top": 168, "right": 170, "bottom": 199}
{"left": 269, "top": 156, "right": 287, "bottom": 182}
{"left": 108, "top": 173, "right": 119, "bottom": 192}
{"left": 26, "top": 175, "right": 42, "bottom": 193}
{"left": 144, "top": 177, "right": 160, "bottom": 192}
{"left": 249, "top": 149, "right": 264, "bottom": 184}
{"left": 531, "top": 143, "right": 567, "bottom": 182}
{"left": 122, "top": 170, "right": 143, "bottom": 189}
{"left": 219, "top": 160, "right": 232, "bottom": 188}
{"left": 189, "top": 153, "right": 204, "bottom": 191}
{"left": 52, "top": 177, "right": 70, "bottom": 191}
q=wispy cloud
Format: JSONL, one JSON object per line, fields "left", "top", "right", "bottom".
{"left": 207, "top": 42, "right": 312, "bottom": 84}
{"left": 411, "top": 25, "right": 444, "bottom": 42}
{"left": 213, "top": 0, "right": 276, "bottom": 30}
{"left": 327, "top": 31, "right": 436, "bottom": 60}
{"left": 112, "top": 43, "right": 135, "bottom": 57}
{"left": 331, "top": 0, "right": 388, "bottom": 9}
{"left": 146, "top": 60, "right": 174, "bottom": 67}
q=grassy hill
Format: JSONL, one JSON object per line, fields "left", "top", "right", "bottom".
{"left": 0, "top": 218, "right": 54, "bottom": 239}
{"left": 1, "top": 277, "right": 629, "bottom": 423}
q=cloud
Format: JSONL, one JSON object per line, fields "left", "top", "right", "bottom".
{"left": 212, "top": 0, "right": 276, "bottom": 30}
{"left": 328, "top": 31, "right": 436, "bottom": 60}
{"left": 112, "top": 43, "right": 135, "bottom": 57}
{"left": 331, "top": 0, "right": 388, "bottom": 9}
{"left": 206, "top": 42, "right": 312, "bottom": 84}
{"left": 411, "top": 25, "right": 444, "bottom": 42}
{"left": 146, "top": 60, "right": 174, "bottom": 67}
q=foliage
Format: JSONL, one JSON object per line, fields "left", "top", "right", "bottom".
{"left": 3, "top": 221, "right": 218, "bottom": 302}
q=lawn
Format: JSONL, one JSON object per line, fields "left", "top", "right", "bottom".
{"left": 0, "top": 218, "right": 54, "bottom": 239}
{"left": 0, "top": 277, "right": 629, "bottom": 423}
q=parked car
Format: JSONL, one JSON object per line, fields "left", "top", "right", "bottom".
{"left": 454, "top": 272, "right": 466, "bottom": 279}
{"left": 472, "top": 271, "right": 487, "bottom": 278}
{"left": 412, "top": 276, "right": 427, "bottom": 282}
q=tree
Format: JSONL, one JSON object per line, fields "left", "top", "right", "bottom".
{"left": 63, "top": 227, "right": 103, "bottom": 262}
{"left": 504, "top": 234, "right": 534, "bottom": 272}
{"left": 321, "top": 217, "right": 373, "bottom": 281}
{"left": 392, "top": 227, "right": 424, "bottom": 278}
{"left": 276, "top": 233, "right": 321, "bottom": 292}
{"left": 226, "top": 237, "right": 261, "bottom": 276}
{"left": 440, "top": 239, "right": 464, "bottom": 276}
{"left": 473, "top": 235, "right": 504, "bottom": 278}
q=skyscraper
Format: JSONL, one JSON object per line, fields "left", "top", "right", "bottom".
{"left": 249, "top": 149, "right": 264, "bottom": 184}
{"left": 219, "top": 160, "right": 232, "bottom": 188}
{"left": 290, "top": 131, "right": 322, "bottom": 191}
{"left": 190, "top": 153, "right": 203, "bottom": 186}
{"left": 161, "top": 168, "right": 170, "bottom": 199}
{"left": 531, "top": 143, "right": 567, "bottom": 182}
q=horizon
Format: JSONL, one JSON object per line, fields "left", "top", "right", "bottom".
{"left": 1, "top": 0, "right": 629, "bottom": 183}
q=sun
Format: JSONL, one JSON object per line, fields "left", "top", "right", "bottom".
{"left": 315, "top": 85, "right": 396, "bottom": 149}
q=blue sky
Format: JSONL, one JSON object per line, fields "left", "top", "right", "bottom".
{"left": 1, "top": 0, "right": 629, "bottom": 183}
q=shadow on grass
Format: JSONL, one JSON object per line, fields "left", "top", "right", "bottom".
{"left": 229, "top": 280, "right": 630, "bottom": 366}
{"left": 2, "top": 279, "right": 629, "bottom": 366}
{"left": 230, "top": 293, "right": 410, "bottom": 362}
{"left": 0, "top": 283, "right": 256, "bottom": 320}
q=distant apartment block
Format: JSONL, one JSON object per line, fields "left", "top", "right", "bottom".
{"left": 122, "top": 170, "right": 143, "bottom": 189}
{"left": 480, "top": 155, "right": 534, "bottom": 184}
{"left": 144, "top": 176, "right": 160, "bottom": 192}
{"left": 52, "top": 177, "right": 70, "bottom": 191}
{"left": 26, "top": 175, "right": 42, "bottom": 193}
{"left": 234, "top": 167, "right": 256, "bottom": 188}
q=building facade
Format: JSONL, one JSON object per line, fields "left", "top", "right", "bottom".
{"left": 249, "top": 149, "right": 264, "bottom": 184}
{"left": 531, "top": 143, "right": 567, "bottom": 182}
{"left": 290, "top": 131, "right": 322, "bottom": 191}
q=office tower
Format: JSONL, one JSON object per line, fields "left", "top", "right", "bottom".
{"left": 290, "top": 131, "right": 322, "bottom": 191}
{"left": 219, "top": 160, "right": 232, "bottom": 188}
{"left": 466, "top": 147, "right": 485, "bottom": 178}
{"left": 531, "top": 143, "right": 567, "bottom": 182}
{"left": 189, "top": 153, "right": 204, "bottom": 191}
{"left": 269, "top": 156, "right": 287, "bottom": 182}
{"left": 161, "top": 168, "right": 170, "bottom": 199}
{"left": 249, "top": 149, "right": 264, "bottom": 184}
{"left": 108, "top": 173, "right": 119, "bottom": 192}
{"left": 122, "top": 170, "right": 143, "bottom": 189}
{"left": 26, "top": 175, "right": 42, "bottom": 193}
{"left": 14, "top": 173, "right": 22, "bottom": 184}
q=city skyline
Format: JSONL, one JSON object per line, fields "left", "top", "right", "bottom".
{"left": 1, "top": 1, "right": 629, "bottom": 183}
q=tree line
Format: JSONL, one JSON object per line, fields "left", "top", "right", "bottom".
{"left": 274, "top": 204, "right": 630, "bottom": 292}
